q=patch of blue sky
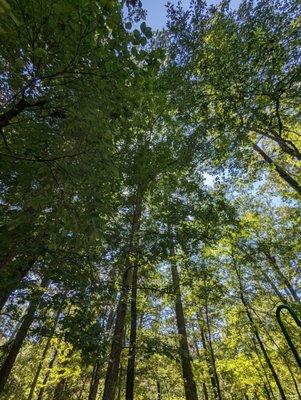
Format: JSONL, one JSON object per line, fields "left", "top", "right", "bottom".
{"left": 141, "top": 0, "right": 242, "bottom": 30}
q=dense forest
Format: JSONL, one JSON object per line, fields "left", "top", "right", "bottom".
{"left": 0, "top": 0, "right": 300, "bottom": 399}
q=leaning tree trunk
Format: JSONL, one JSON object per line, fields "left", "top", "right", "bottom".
{"left": 125, "top": 264, "right": 138, "bottom": 400}
{"left": 253, "top": 143, "right": 301, "bottom": 195}
{"left": 252, "top": 336, "right": 277, "bottom": 400}
{"left": 0, "top": 283, "right": 44, "bottom": 393}
{"left": 237, "top": 244, "right": 290, "bottom": 305}
{"left": 259, "top": 247, "right": 300, "bottom": 304}
{"left": 235, "top": 270, "right": 287, "bottom": 400}
{"left": 102, "top": 191, "right": 142, "bottom": 400}
{"left": 170, "top": 249, "right": 198, "bottom": 400}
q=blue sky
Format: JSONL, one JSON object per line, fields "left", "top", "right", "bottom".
{"left": 142, "top": 0, "right": 242, "bottom": 29}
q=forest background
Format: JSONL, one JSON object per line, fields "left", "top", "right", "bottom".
{"left": 0, "top": 0, "right": 300, "bottom": 399}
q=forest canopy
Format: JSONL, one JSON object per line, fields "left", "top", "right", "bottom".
{"left": 0, "top": 0, "right": 300, "bottom": 399}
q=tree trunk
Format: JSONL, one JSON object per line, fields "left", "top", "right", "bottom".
{"left": 170, "top": 252, "right": 198, "bottom": 400}
{"left": 260, "top": 247, "right": 300, "bottom": 304}
{"left": 27, "top": 303, "right": 63, "bottom": 400}
{"left": 0, "top": 257, "right": 36, "bottom": 313}
{"left": 202, "top": 382, "right": 209, "bottom": 400}
{"left": 36, "top": 348, "right": 59, "bottom": 400}
{"left": 199, "top": 320, "right": 221, "bottom": 400}
{"left": 237, "top": 244, "right": 290, "bottom": 305}
{"left": 252, "top": 337, "right": 277, "bottom": 400}
{"left": 259, "top": 130, "right": 301, "bottom": 161}
{"left": 204, "top": 301, "right": 222, "bottom": 400}
{"left": 88, "top": 362, "right": 101, "bottom": 400}
{"left": 263, "top": 384, "right": 273, "bottom": 400}
{"left": 232, "top": 259, "right": 287, "bottom": 400}
{"left": 157, "top": 380, "right": 162, "bottom": 400}
{"left": 102, "top": 191, "right": 142, "bottom": 400}
{"left": 253, "top": 143, "right": 301, "bottom": 195}
{"left": 238, "top": 285, "right": 287, "bottom": 400}
{"left": 52, "top": 348, "right": 74, "bottom": 400}
{"left": 117, "top": 365, "right": 123, "bottom": 400}
{"left": 125, "top": 264, "right": 138, "bottom": 400}
{"left": 0, "top": 287, "right": 43, "bottom": 393}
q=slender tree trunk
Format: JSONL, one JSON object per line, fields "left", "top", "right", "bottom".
{"left": 255, "top": 311, "right": 301, "bottom": 399}
{"left": 202, "top": 382, "right": 209, "bottom": 400}
{"left": 263, "top": 384, "right": 273, "bottom": 400}
{"left": 52, "top": 349, "right": 74, "bottom": 400}
{"left": 237, "top": 244, "right": 291, "bottom": 304}
{"left": 37, "top": 348, "right": 59, "bottom": 400}
{"left": 0, "top": 286, "right": 43, "bottom": 393}
{"left": 117, "top": 366, "right": 123, "bottom": 400}
{"left": 199, "top": 320, "right": 221, "bottom": 400}
{"left": 204, "top": 301, "right": 222, "bottom": 400}
{"left": 239, "top": 288, "right": 287, "bottom": 399}
{"left": 252, "top": 337, "right": 276, "bottom": 400}
{"left": 102, "top": 191, "right": 142, "bottom": 400}
{"left": 253, "top": 143, "right": 301, "bottom": 195}
{"left": 259, "top": 130, "right": 301, "bottom": 161}
{"left": 260, "top": 248, "right": 300, "bottom": 304}
{"left": 157, "top": 380, "right": 162, "bottom": 400}
{"left": 88, "top": 362, "right": 101, "bottom": 400}
{"left": 125, "top": 264, "right": 138, "bottom": 400}
{"left": 232, "top": 259, "right": 287, "bottom": 400}
{"left": 170, "top": 251, "right": 198, "bottom": 400}
{"left": 261, "top": 270, "right": 288, "bottom": 304}
{"left": 27, "top": 304, "right": 63, "bottom": 400}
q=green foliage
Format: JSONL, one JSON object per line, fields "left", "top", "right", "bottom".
{"left": 0, "top": 0, "right": 300, "bottom": 399}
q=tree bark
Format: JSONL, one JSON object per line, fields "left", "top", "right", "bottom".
{"left": 125, "top": 264, "right": 138, "bottom": 400}
{"left": 102, "top": 191, "right": 142, "bottom": 400}
{"left": 170, "top": 250, "right": 198, "bottom": 400}
{"left": 204, "top": 301, "right": 222, "bottom": 400}
{"left": 88, "top": 362, "right": 101, "bottom": 400}
{"left": 202, "top": 382, "right": 209, "bottom": 400}
{"left": 259, "top": 130, "right": 301, "bottom": 161}
{"left": 0, "top": 285, "right": 43, "bottom": 393}
{"left": 199, "top": 319, "right": 222, "bottom": 400}
{"left": 235, "top": 269, "right": 287, "bottom": 400}
{"left": 253, "top": 143, "right": 301, "bottom": 195}
{"left": 0, "top": 257, "right": 37, "bottom": 313}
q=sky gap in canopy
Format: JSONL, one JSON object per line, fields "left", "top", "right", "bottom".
{"left": 143, "top": 0, "right": 242, "bottom": 29}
